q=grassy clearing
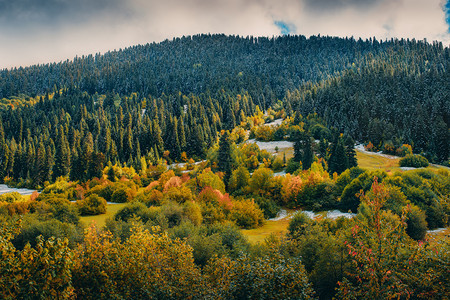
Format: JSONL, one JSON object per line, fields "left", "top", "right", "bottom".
{"left": 356, "top": 150, "right": 447, "bottom": 173}
{"left": 275, "top": 148, "right": 294, "bottom": 161}
{"left": 241, "top": 218, "right": 291, "bottom": 244}
{"left": 80, "top": 203, "right": 127, "bottom": 228}
{"left": 356, "top": 150, "right": 401, "bottom": 173}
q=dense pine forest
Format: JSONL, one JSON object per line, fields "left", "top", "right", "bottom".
{"left": 0, "top": 34, "right": 449, "bottom": 299}
{"left": 0, "top": 34, "right": 448, "bottom": 187}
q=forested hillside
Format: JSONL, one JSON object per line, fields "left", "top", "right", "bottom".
{"left": 0, "top": 34, "right": 448, "bottom": 188}
{"left": 0, "top": 34, "right": 390, "bottom": 102}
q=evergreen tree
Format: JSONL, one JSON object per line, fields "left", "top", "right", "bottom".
{"left": 0, "top": 118, "right": 9, "bottom": 182}
{"left": 33, "top": 140, "right": 47, "bottom": 186}
{"left": 344, "top": 135, "right": 358, "bottom": 168}
{"left": 53, "top": 126, "right": 71, "bottom": 180}
{"left": 318, "top": 138, "right": 328, "bottom": 160}
{"left": 293, "top": 132, "right": 314, "bottom": 170}
{"left": 328, "top": 135, "right": 348, "bottom": 174}
{"left": 217, "top": 130, "right": 233, "bottom": 184}
{"left": 431, "top": 117, "right": 449, "bottom": 163}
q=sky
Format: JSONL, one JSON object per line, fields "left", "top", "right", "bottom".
{"left": 0, "top": 0, "right": 450, "bottom": 69}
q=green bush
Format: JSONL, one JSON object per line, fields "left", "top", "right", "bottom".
{"left": 230, "top": 199, "right": 264, "bottom": 229}
{"left": 204, "top": 252, "right": 314, "bottom": 299}
{"left": 206, "top": 223, "right": 250, "bottom": 256}
{"left": 86, "top": 184, "right": 113, "bottom": 201}
{"left": 51, "top": 202, "right": 80, "bottom": 225}
{"left": 288, "top": 212, "right": 312, "bottom": 237}
{"left": 186, "top": 233, "right": 223, "bottom": 267}
{"left": 111, "top": 188, "right": 129, "bottom": 203}
{"left": 399, "top": 154, "right": 429, "bottom": 168}
{"left": 160, "top": 201, "right": 185, "bottom": 228}
{"left": 13, "top": 217, "right": 83, "bottom": 249}
{"left": 78, "top": 194, "right": 107, "bottom": 216}
{"left": 406, "top": 205, "right": 428, "bottom": 240}
{"left": 1, "top": 222, "right": 75, "bottom": 299}
{"left": 271, "top": 157, "right": 284, "bottom": 172}
{"left": 115, "top": 202, "right": 152, "bottom": 223}
{"left": 106, "top": 206, "right": 168, "bottom": 241}
{"left": 253, "top": 195, "right": 279, "bottom": 219}
{"left": 340, "top": 171, "right": 387, "bottom": 212}
{"left": 285, "top": 159, "right": 301, "bottom": 174}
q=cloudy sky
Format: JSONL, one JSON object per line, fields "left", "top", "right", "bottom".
{"left": 1, "top": 0, "right": 449, "bottom": 69}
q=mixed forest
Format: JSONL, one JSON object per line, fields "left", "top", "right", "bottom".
{"left": 0, "top": 34, "right": 449, "bottom": 299}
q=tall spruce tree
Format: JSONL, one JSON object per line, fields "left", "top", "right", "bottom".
{"left": 217, "top": 130, "right": 233, "bottom": 184}
{"left": 293, "top": 132, "right": 314, "bottom": 170}
{"left": 344, "top": 135, "right": 358, "bottom": 168}
{"left": 328, "top": 135, "right": 348, "bottom": 174}
{"left": 53, "top": 126, "right": 71, "bottom": 180}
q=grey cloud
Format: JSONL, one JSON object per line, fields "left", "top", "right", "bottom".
{"left": 0, "top": 0, "right": 449, "bottom": 68}
{"left": 0, "top": 0, "right": 126, "bottom": 27}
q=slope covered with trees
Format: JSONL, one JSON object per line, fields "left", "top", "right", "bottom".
{"left": 0, "top": 34, "right": 448, "bottom": 188}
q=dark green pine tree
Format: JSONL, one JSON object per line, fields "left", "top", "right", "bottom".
{"left": 45, "top": 143, "right": 55, "bottom": 183}
{"left": 87, "top": 152, "right": 106, "bottom": 179}
{"left": 12, "top": 143, "right": 23, "bottom": 180}
{"left": 217, "top": 130, "right": 233, "bottom": 184}
{"left": 319, "top": 138, "right": 328, "bottom": 160}
{"left": 107, "top": 163, "right": 116, "bottom": 182}
{"left": 165, "top": 117, "right": 181, "bottom": 160}
{"left": 344, "top": 135, "right": 358, "bottom": 168}
{"left": 293, "top": 132, "right": 314, "bottom": 170}
{"left": 188, "top": 121, "right": 206, "bottom": 158}
{"left": 328, "top": 135, "right": 348, "bottom": 175}
{"left": 26, "top": 139, "right": 35, "bottom": 181}
{"left": 222, "top": 97, "right": 236, "bottom": 130}
{"left": 301, "top": 135, "right": 314, "bottom": 170}
{"left": 152, "top": 119, "right": 164, "bottom": 155}
{"left": 70, "top": 152, "right": 84, "bottom": 182}
{"left": 367, "top": 118, "right": 384, "bottom": 150}
{"left": 293, "top": 131, "right": 303, "bottom": 162}
{"left": 33, "top": 140, "right": 47, "bottom": 187}
{"left": 103, "top": 91, "right": 116, "bottom": 109}
{"left": 123, "top": 125, "right": 133, "bottom": 161}
{"left": 431, "top": 116, "right": 449, "bottom": 163}
{"left": 0, "top": 118, "right": 10, "bottom": 182}
{"left": 178, "top": 115, "right": 187, "bottom": 152}
{"left": 53, "top": 126, "right": 71, "bottom": 180}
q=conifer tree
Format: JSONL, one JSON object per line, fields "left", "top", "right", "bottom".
{"left": 0, "top": 118, "right": 9, "bottom": 182}
{"left": 53, "top": 126, "right": 71, "bottom": 180}
{"left": 293, "top": 132, "right": 314, "bottom": 170}
{"left": 328, "top": 135, "right": 348, "bottom": 174}
{"left": 217, "top": 130, "right": 233, "bottom": 184}
{"left": 344, "top": 135, "right": 358, "bottom": 168}
{"left": 33, "top": 140, "right": 47, "bottom": 186}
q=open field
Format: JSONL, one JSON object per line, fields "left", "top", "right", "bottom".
{"left": 241, "top": 217, "right": 291, "bottom": 244}
{"left": 80, "top": 203, "right": 127, "bottom": 228}
{"left": 356, "top": 150, "right": 401, "bottom": 173}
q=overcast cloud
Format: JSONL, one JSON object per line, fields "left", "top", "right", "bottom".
{"left": 0, "top": 0, "right": 449, "bottom": 69}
